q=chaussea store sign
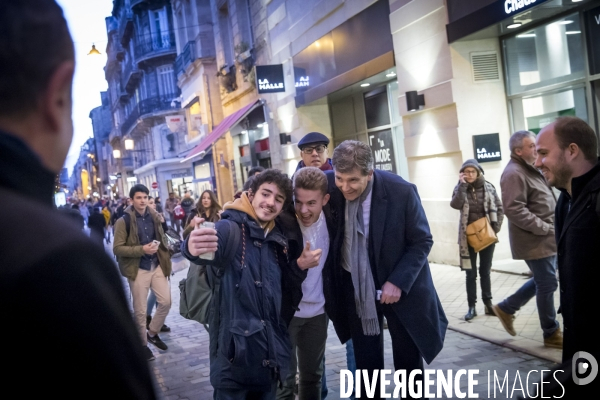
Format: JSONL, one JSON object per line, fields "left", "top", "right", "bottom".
{"left": 504, "top": 0, "right": 539, "bottom": 16}
{"left": 256, "top": 64, "right": 285, "bottom": 94}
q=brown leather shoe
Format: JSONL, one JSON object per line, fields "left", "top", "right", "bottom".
{"left": 544, "top": 329, "right": 563, "bottom": 349}
{"left": 492, "top": 304, "right": 516, "bottom": 336}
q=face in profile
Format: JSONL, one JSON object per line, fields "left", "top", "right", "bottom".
{"left": 535, "top": 124, "right": 572, "bottom": 188}
{"left": 249, "top": 182, "right": 286, "bottom": 223}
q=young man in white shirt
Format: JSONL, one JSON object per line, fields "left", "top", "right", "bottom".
{"left": 277, "top": 167, "right": 331, "bottom": 400}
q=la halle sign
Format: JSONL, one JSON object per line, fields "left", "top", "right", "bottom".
{"left": 256, "top": 64, "right": 286, "bottom": 94}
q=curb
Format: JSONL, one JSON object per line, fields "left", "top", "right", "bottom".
{"left": 446, "top": 315, "right": 561, "bottom": 364}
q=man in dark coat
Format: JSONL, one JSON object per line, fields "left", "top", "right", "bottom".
{"left": 534, "top": 116, "right": 600, "bottom": 394}
{"left": 325, "top": 140, "right": 447, "bottom": 399}
{"left": 88, "top": 207, "right": 107, "bottom": 248}
{"left": 183, "top": 169, "right": 307, "bottom": 399}
{"left": 0, "top": 1, "right": 156, "bottom": 397}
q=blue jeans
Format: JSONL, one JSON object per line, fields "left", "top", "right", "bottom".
{"left": 498, "top": 255, "right": 559, "bottom": 338}
{"left": 319, "top": 340, "right": 355, "bottom": 399}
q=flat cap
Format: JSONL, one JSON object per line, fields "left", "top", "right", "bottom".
{"left": 297, "top": 132, "right": 330, "bottom": 149}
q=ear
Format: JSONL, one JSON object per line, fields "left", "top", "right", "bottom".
{"left": 247, "top": 189, "right": 254, "bottom": 202}
{"left": 567, "top": 143, "right": 580, "bottom": 160}
{"left": 41, "top": 61, "right": 75, "bottom": 134}
{"left": 322, "top": 193, "right": 331, "bottom": 206}
{"left": 367, "top": 170, "right": 374, "bottom": 180}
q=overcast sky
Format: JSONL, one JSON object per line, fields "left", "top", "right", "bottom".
{"left": 57, "top": 0, "right": 114, "bottom": 175}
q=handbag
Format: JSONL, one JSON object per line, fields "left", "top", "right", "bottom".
{"left": 466, "top": 216, "right": 498, "bottom": 252}
{"left": 164, "top": 227, "right": 183, "bottom": 257}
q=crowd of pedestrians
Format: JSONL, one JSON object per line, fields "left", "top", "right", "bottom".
{"left": 2, "top": 1, "right": 599, "bottom": 398}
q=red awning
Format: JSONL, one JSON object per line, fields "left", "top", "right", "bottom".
{"left": 181, "top": 99, "right": 262, "bottom": 163}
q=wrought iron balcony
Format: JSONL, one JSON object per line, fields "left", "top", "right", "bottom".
{"left": 175, "top": 41, "right": 197, "bottom": 78}
{"left": 120, "top": 92, "right": 180, "bottom": 136}
{"left": 122, "top": 58, "right": 142, "bottom": 93}
{"left": 135, "top": 33, "right": 176, "bottom": 64}
{"left": 118, "top": 10, "right": 134, "bottom": 46}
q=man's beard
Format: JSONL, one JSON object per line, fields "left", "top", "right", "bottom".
{"left": 550, "top": 152, "right": 572, "bottom": 189}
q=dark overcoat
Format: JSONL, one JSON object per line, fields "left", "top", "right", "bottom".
{"left": 325, "top": 169, "right": 447, "bottom": 364}
{"left": 555, "top": 160, "right": 600, "bottom": 364}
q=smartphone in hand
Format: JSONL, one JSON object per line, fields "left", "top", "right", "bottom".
{"left": 152, "top": 240, "right": 160, "bottom": 247}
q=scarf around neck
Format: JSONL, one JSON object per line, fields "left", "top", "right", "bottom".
{"left": 342, "top": 178, "right": 379, "bottom": 336}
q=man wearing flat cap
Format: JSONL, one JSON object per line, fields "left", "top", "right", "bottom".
{"left": 295, "top": 132, "right": 333, "bottom": 173}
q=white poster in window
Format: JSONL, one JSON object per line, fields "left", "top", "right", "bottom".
{"left": 166, "top": 115, "right": 185, "bottom": 133}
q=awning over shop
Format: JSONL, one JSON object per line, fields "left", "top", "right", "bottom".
{"left": 181, "top": 99, "right": 263, "bottom": 163}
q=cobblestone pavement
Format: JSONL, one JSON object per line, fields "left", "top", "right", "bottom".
{"left": 102, "top": 239, "right": 560, "bottom": 399}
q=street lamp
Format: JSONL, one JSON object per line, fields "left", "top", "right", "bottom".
{"left": 124, "top": 138, "right": 135, "bottom": 151}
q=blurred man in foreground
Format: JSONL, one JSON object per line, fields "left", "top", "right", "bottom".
{"left": 0, "top": 1, "right": 156, "bottom": 397}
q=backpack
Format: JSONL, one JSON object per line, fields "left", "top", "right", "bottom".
{"left": 178, "top": 220, "right": 241, "bottom": 327}
{"left": 173, "top": 205, "right": 185, "bottom": 220}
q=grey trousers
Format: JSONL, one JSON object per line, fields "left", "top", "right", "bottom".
{"left": 277, "top": 313, "right": 328, "bottom": 400}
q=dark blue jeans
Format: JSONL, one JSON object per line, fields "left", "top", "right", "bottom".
{"left": 498, "top": 255, "right": 559, "bottom": 338}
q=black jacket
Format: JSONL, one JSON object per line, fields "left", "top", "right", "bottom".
{"left": 555, "top": 160, "right": 600, "bottom": 365}
{"left": 0, "top": 131, "right": 156, "bottom": 398}
{"left": 324, "top": 170, "right": 447, "bottom": 364}
{"left": 183, "top": 209, "right": 305, "bottom": 391}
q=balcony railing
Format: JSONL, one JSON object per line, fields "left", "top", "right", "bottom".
{"left": 135, "top": 33, "right": 176, "bottom": 62}
{"left": 118, "top": 10, "right": 134, "bottom": 46}
{"left": 175, "top": 41, "right": 197, "bottom": 78}
{"left": 121, "top": 92, "right": 180, "bottom": 136}
{"left": 122, "top": 58, "right": 142, "bottom": 92}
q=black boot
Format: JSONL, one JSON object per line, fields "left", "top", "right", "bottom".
{"left": 146, "top": 315, "right": 152, "bottom": 330}
{"left": 483, "top": 301, "right": 496, "bottom": 316}
{"left": 465, "top": 306, "right": 477, "bottom": 321}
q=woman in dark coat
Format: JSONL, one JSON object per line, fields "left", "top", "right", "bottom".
{"left": 450, "top": 159, "right": 504, "bottom": 321}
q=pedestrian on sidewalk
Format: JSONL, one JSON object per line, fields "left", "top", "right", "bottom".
{"left": 277, "top": 167, "right": 332, "bottom": 400}
{"left": 145, "top": 196, "right": 171, "bottom": 334}
{"left": 535, "top": 116, "right": 600, "bottom": 365}
{"left": 0, "top": 1, "right": 156, "bottom": 396}
{"left": 450, "top": 159, "right": 504, "bottom": 321}
{"left": 492, "top": 130, "right": 562, "bottom": 349}
{"left": 182, "top": 169, "right": 307, "bottom": 399}
{"left": 326, "top": 141, "right": 447, "bottom": 399}
{"left": 113, "top": 184, "right": 172, "bottom": 361}
{"left": 88, "top": 207, "right": 107, "bottom": 248}
{"left": 165, "top": 192, "right": 181, "bottom": 234}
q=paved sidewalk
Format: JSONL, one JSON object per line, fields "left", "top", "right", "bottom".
{"left": 101, "top": 239, "right": 561, "bottom": 399}
{"left": 430, "top": 262, "right": 562, "bottom": 364}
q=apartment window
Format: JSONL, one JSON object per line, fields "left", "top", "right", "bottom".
{"left": 150, "top": 7, "right": 170, "bottom": 49}
{"left": 157, "top": 65, "right": 176, "bottom": 96}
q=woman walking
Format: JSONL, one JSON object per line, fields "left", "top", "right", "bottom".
{"left": 450, "top": 159, "right": 504, "bottom": 321}
{"left": 183, "top": 189, "right": 221, "bottom": 239}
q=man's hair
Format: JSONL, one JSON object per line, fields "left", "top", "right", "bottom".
{"left": 248, "top": 166, "right": 265, "bottom": 176}
{"left": 249, "top": 169, "right": 293, "bottom": 206}
{"left": 0, "top": 0, "right": 74, "bottom": 117}
{"left": 332, "top": 140, "right": 373, "bottom": 175}
{"left": 509, "top": 130, "right": 536, "bottom": 154}
{"left": 553, "top": 117, "right": 598, "bottom": 162}
{"left": 243, "top": 175, "right": 256, "bottom": 192}
{"left": 129, "top": 184, "right": 149, "bottom": 199}
{"left": 293, "top": 167, "right": 328, "bottom": 195}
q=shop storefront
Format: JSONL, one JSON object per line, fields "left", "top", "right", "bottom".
{"left": 447, "top": 0, "right": 600, "bottom": 135}
{"left": 291, "top": 0, "right": 408, "bottom": 178}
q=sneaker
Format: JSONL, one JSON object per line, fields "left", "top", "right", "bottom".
{"left": 147, "top": 333, "right": 168, "bottom": 350}
{"left": 492, "top": 304, "right": 516, "bottom": 336}
{"left": 544, "top": 329, "right": 563, "bottom": 349}
{"left": 160, "top": 324, "right": 171, "bottom": 333}
{"left": 144, "top": 345, "right": 155, "bottom": 361}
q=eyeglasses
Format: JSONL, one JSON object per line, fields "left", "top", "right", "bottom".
{"left": 463, "top": 170, "right": 478, "bottom": 175}
{"left": 301, "top": 145, "right": 327, "bottom": 154}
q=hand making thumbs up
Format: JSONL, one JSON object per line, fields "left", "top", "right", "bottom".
{"left": 297, "top": 241, "right": 323, "bottom": 270}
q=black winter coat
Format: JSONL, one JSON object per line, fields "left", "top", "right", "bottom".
{"left": 0, "top": 131, "right": 156, "bottom": 398}
{"left": 184, "top": 209, "right": 305, "bottom": 392}
{"left": 555, "top": 160, "right": 600, "bottom": 365}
